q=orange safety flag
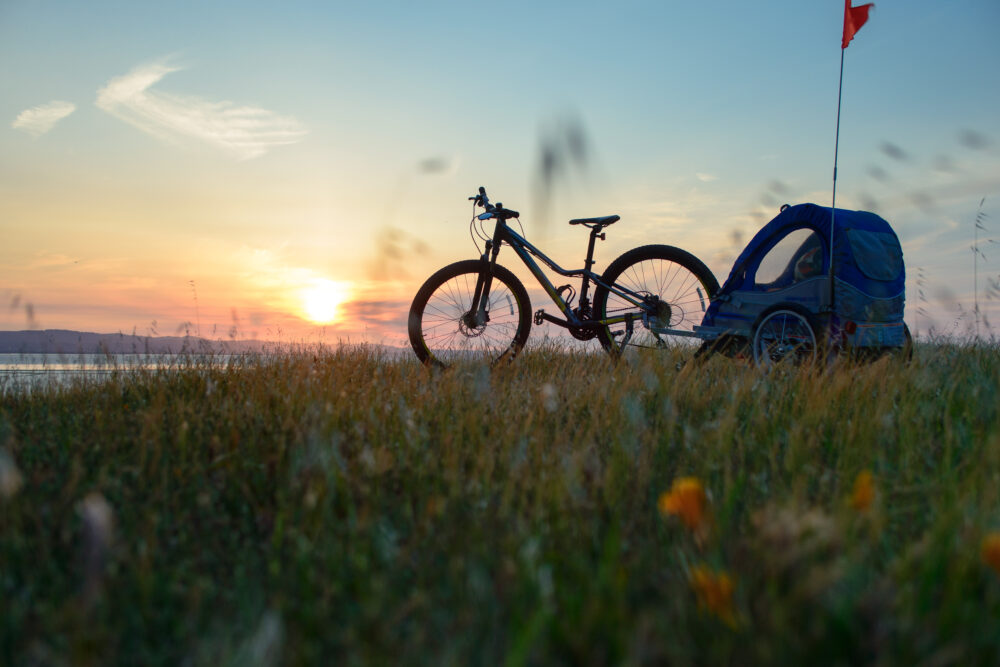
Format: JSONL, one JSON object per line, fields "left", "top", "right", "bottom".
{"left": 842, "top": 0, "right": 874, "bottom": 48}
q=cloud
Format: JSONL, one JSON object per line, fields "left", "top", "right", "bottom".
{"left": 695, "top": 172, "right": 717, "bottom": 183}
{"left": 28, "top": 251, "right": 79, "bottom": 269}
{"left": 96, "top": 61, "right": 307, "bottom": 159}
{"left": 343, "top": 298, "right": 410, "bottom": 323}
{"left": 11, "top": 101, "right": 77, "bottom": 137}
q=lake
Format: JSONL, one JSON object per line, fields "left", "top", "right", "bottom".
{"left": 0, "top": 353, "right": 234, "bottom": 393}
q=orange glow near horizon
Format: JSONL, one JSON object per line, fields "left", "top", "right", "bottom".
{"left": 299, "top": 279, "right": 352, "bottom": 325}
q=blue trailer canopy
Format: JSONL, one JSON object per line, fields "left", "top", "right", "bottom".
{"left": 701, "top": 203, "right": 905, "bottom": 344}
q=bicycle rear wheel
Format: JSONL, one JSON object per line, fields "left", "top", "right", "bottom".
{"left": 408, "top": 260, "right": 531, "bottom": 367}
{"left": 593, "top": 244, "right": 719, "bottom": 354}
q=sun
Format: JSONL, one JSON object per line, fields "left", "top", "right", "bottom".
{"left": 300, "top": 279, "right": 350, "bottom": 324}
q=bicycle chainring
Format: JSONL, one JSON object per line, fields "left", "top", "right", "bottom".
{"left": 569, "top": 305, "right": 598, "bottom": 340}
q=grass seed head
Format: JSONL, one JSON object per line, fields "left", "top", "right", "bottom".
{"left": 77, "top": 492, "right": 114, "bottom": 606}
{"left": 0, "top": 448, "right": 24, "bottom": 500}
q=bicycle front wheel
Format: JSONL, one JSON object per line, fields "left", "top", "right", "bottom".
{"left": 593, "top": 244, "right": 719, "bottom": 354}
{"left": 408, "top": 260, "right": 532, "bottom": 367}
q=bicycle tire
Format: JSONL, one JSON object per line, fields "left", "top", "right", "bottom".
{"left": 408, "top": 260, "right": 532, "bottom": 367}
{"left": 593, "top": 244, "right": 719, "bottom": 354}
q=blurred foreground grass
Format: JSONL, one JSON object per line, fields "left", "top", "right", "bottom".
{"left": 2, "top": 343, "right": 1000, "bottom": 665}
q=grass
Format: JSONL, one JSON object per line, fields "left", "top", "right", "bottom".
{"left": 2, "top": 343, "right": 1000, "bottom": 665}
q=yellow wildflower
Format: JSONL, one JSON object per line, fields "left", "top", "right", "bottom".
{"left": 689, "top": 564, "right": 737, "bottom": 627}
{"left": 849, "top": 470, "right": 875, "bottom": 512}
{"left": 982, "top": 533, "right": 1000, "bottom": 575}
{"left": 658, "top": 477, "right": 708, "bottom": 531}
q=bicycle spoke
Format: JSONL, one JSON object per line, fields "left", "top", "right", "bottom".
{"left": 598, "top": 251, "right": 716, "bottom": 352}
{"left": 412, "top": 266, "right": 527, "bottom": 365}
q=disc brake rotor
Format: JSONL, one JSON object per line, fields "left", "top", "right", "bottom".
{"left": 458, "top": 312, "right": 486, "bottom": 337}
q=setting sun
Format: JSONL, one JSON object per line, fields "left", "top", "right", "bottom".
{"left": 300, "top": 279, "right": 351, "bottom": 324}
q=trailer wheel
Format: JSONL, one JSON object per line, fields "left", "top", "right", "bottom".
{"left": 752, "top": 306, "right": 818, "bottom": 367}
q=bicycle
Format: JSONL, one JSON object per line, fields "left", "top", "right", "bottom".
{"left": 407, "top": 186, "right": 720, "bottom": 367}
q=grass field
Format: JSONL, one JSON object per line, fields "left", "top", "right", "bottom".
{"left": 2, "top": 343, "right": 1000, "bottom": 665}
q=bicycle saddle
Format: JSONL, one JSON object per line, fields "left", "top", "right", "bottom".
{"left": 568, "top": 215, "right": 620, "bottom": 227}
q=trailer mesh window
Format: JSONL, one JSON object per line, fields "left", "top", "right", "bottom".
{"left": 846, "top": 230, "right": 903, "bottom": 281}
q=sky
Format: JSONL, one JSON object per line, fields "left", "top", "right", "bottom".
{"left": 2, "top": 0, "right": 999, "bottom": 346}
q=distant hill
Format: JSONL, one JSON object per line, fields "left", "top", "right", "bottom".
{"left": 0, "top": 329, "right": 269, "bottom": 354}
{"left": 0, "top": 329, "right": 412, "bottom": 357}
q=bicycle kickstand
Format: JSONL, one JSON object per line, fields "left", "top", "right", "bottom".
{"left": 619, "top": 313, "right": 635, "bottom": 349}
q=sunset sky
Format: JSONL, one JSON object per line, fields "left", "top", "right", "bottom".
{"left": 3, "top": 0, "right": 999, "bottom": 346}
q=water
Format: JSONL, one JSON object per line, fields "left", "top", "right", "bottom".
{"left": 0, "top": 353, "right": 233, "bottom": 393}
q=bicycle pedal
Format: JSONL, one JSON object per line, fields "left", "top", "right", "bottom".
{"left": 534, "top": 309, "right": 546, "bottom": 325}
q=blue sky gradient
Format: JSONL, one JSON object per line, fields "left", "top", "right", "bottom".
{"left": 2, "top": 1, "right": 998, "bottom": 341}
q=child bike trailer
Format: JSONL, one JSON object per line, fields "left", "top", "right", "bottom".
{"left": 695, "top": 203, "right": 908, "bottom": 364}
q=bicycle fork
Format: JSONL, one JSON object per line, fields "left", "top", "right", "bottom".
{"left": 467, "top": 241, "right": 497, "bottom": 328}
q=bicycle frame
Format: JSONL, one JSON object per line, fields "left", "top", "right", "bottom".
{"left": 469, "top": 217, "right": 655, "bottom": 334}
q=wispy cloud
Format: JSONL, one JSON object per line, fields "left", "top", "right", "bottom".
{"left": 28, "top": 251, "right": 79, "bottom": 269}
{"left": 96, "top": 61, "right": 307, "bottom": 159}
{"left": 695, "top": 172, "right": 717, "bottom": 183}
{"left": 11, "top": 101, "right": 76, "bottom": 137}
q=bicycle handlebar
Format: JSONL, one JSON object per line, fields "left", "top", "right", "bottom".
{"left": 469, "top": 186, "right": 490, "bottom": 208}
{"left": 470, "top": 186, "right": 519, "bottom": 220}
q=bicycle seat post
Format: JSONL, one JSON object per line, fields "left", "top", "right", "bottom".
{"left": 576, "top": 224, "right": 606, "bottom": 310}
{"left": 584, "top": 224, "right": 606, "bottom": 272}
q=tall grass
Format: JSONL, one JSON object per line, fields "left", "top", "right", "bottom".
{"left": 2, "top": 343, "right": 999, "bottom": 665}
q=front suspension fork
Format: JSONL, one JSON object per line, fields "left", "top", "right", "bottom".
{"left": 469, "top": 241, "right": 497, "bottom": 327}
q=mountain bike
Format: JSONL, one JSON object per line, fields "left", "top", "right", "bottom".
{"left": 407, "top": 187, "right": 720, "bottom": 366}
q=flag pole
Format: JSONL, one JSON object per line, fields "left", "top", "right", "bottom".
{"left": 829, "top": 47, "right": 845, "bottom": 311}
{"left": 832, "top": 0, "right": 873, "bottom": 318}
